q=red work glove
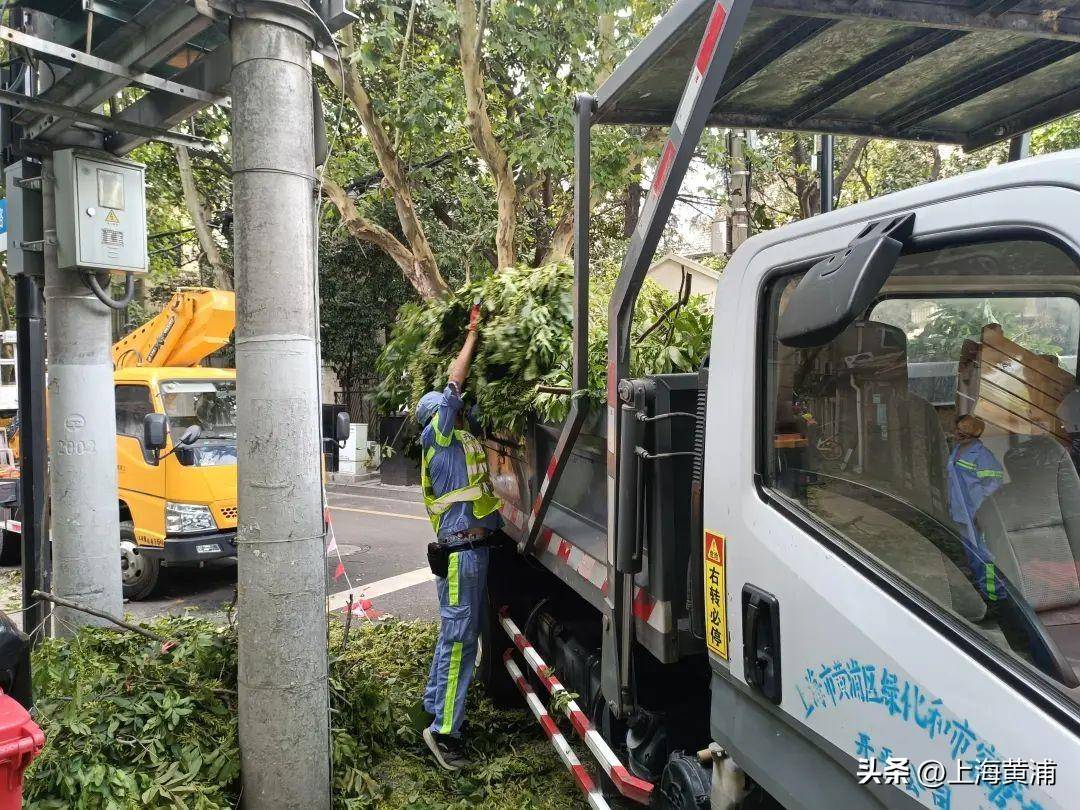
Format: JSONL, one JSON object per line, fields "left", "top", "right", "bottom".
{"left": 468, "top": 303, "right": 481, "bottom": 332}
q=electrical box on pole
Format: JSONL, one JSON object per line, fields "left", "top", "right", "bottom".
{"left": 52, "top": 149, "right": 147, "bottom": 275}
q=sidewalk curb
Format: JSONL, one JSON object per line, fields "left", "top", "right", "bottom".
{"left": 327, "top": 480, "right": 424, "bottom": 504}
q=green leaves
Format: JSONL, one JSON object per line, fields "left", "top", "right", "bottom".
{"left": 28, "top": 618, "right": 584, "bottom": 809}
{"left": 374, "top": 260, "right": 714, "bottom": 432}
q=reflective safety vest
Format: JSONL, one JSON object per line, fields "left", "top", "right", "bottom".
{"left": 421, "top": 418, "right": 501, "bottom": 535}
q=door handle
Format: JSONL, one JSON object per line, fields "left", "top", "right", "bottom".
{"left": 742, "top": 584, "right": 782, "bottom": 704}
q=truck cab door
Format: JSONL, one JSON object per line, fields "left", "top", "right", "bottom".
{"left": 115, "top": 384, "right": 164, "bottom": 543}
{"left": 705, "top": 166, "right": 1080, "bottom": 810}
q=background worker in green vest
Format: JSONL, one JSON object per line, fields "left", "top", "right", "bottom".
{"left": 415, "top": 303, "right": 502, "bottom": 771}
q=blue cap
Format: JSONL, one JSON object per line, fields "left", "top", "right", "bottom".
{"left": 415, "top": 391, "right": 442, "bottom": 426}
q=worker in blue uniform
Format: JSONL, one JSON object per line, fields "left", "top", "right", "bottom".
{"left": 416, "top": 304, "right": 502, "bottom": 771}
{"left": 947, "top": 414, "right": 1005, "bottom": 599}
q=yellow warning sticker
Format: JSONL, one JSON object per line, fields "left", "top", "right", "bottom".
{"left": 704, "top": 531, "right": 728, "bottom": 660}
{"left": 105, "top": 209, "right": 120, "bottom": 225}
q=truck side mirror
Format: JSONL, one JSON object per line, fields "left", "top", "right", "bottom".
{"left": 143, "top": 413, "right": 168, "bottom": 455}
{"left": 777, "top": 213, "right": 915, "bottom": 348}
{"left": 335, "top": 411, "right": 350, "bottom": 443}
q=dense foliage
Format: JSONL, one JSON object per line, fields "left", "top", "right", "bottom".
{"left": 374, "top": 262, "right": 713, "bottom": 432}
{"left": 320, "top": 229, "right": 417, "bottom": 394}
{"left": 27, "top": 618, "right": 583, "bottom": 809}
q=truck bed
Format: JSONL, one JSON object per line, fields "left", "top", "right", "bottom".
{"left": 485, "top": 373, "right": 701, "bottom": 663}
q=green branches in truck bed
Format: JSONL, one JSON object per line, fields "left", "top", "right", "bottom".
{"left": 374, "top": 262, "right": 714, "bottom": 434}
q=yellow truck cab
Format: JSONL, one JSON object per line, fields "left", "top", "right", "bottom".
{"left": 110, "top": 287, "right": 237, "bottom": 599}
{"left": 114, "top": 364, "right": 238, "bottom": 599}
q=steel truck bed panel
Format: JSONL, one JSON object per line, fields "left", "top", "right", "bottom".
{"left": 485, "top": 373, "right": 702, "bottom": 664}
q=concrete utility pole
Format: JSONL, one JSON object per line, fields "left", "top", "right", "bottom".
{"left": 231, "top": 10, "right": 330, "bottom": 808}
{"left": 42, "top": 156, "right": 125, "bottom": 634}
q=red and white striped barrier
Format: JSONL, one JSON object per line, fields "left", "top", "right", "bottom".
{"left": 499, "top": 608, "right": 654, "bottom": 805}
{"left": 503, "top": 651, "right": 609, "bottom": 810}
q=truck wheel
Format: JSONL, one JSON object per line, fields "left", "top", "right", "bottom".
{"left": 120, "top": 521, "right": 160, "bottom": 600}
{"left": 0, "top": 530, "right": 20, "bottom": 566}
{"left": 657, "top": 751, "right": 712, "bottom": 809}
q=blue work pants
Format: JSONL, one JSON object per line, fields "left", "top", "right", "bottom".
{"left": 423, "top": 546, "right": 489, "bottom": 737}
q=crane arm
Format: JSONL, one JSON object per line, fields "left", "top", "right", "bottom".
{"left": 112, "top": 288, "right": 235, "bottom": 369}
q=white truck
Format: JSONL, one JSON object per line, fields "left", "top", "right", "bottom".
{"left": 480, "top": 2, "right": 1080, "bottom": 809}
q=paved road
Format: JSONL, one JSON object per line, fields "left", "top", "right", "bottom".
{"left": 37, "top": 485, "right": 438, "bottom": 625}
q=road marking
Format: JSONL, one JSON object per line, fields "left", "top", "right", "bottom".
{"left": 329, "top": 504, "right": 427, "bottom": 522}
{"left": 327, "top": 566, "right": 435, "bottom": 612}
{"left": 327, "top": 490, "right": 426, "bottom": 508}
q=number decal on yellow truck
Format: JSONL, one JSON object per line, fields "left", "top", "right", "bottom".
{"left": 704, "top": 531, "right": 728, "bottom": 660}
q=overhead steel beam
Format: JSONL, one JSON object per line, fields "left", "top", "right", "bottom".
{"left": 83, "top": 0, "right": 134, "bottom": 24}
{"left": 968, "top": 84, "right": 1080, "bottom": 149}
{"left": 968, "top": 0, "right": 1024, "bottom": 17}
{"left": 0, "top": 89, "right": 213, "bottom": 149}
{"left": 786, "top": 28, "right": 965, "bottom": 123}
{"left": 109, "top": 42, "right": 232, "bottom": 154}
{"left": 0, "top": 25, "right": 221, "bottom": 104}
{"left": 712, "top": 16, "right": 836, "bottom": 103}
{"left": 606, "top": 102, "right": 961, "bottom": 143}
{"left": 754, "top": 0, "right": 1080, "bottom": 42}
{"left": 885, "top": 40, "right": 1080, "bottom": 132}
{"left": 23, "top": 0, "right": 216, "bottom": 141}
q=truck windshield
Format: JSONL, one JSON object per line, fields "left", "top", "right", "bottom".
{"left": 765, "top": 238, "right": 1080, "bottom": 688}
{"left": 160, "top": 379, "right": 237, "bottom": 445}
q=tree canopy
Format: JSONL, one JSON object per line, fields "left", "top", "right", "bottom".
{"left": 45, "top": 0, "right": 1080, "bottom": 393}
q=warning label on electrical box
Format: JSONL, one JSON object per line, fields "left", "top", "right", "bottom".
{"left": 704, "top": 531, "right": 728, "bottom": 660}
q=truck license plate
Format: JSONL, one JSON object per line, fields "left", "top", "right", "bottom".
{"left": 196, "top": 544, "right": 221, "bottom": 554}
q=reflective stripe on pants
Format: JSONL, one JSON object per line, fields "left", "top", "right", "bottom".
{"left": 423, "top": 546, "right": 490, "bottom": 737}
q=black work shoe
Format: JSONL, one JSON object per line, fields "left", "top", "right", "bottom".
{"left": 424, "top": 727, "right": 470, "bottom": 771}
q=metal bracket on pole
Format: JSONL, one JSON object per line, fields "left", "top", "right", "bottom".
{"left": 601, "top": 0, "right": 753, "bottom": 719}
{"left": 0, "top": 89, "right": 213, "bottom": 151}
{"left": 520, "top": 92, "right": 595, "bottom": 557}
{"left": 0, "top": 26, "right": 223, "bottom": 104}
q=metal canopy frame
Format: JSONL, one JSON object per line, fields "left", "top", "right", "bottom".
{"left": 595, "top": 0, "right": 1080, "bottom": 149}
{"left": 2, "top": 0, "right": 349, "bottom": 156}
{"left": 535, "top": 0, "right": 1080, "bottom": 720}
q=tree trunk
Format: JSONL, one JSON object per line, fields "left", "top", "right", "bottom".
{"left": 319, "top": 39, "right": 447, "bottom": 298}
{"left": 929, "top": 145, "right": 943, "bottom": 182}
{"left": 322, "top": 176, "right": 448, "bottom": 301}
{"left": 457, "top": 0, "right": 518, "bottom": 271}
{"left": 597, "top": 13, "right": 616, "bottom": 86}
{"left": 835, "top": 137, "right": 870, "bottom": 204}
{"left": 175, "top": 145, "right": 231, "bottom": 290}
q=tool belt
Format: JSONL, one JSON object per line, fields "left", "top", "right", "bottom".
{"left": 425, "top": 532, "right": 498, "bottom": 579}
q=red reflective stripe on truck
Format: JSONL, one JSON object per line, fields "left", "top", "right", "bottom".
{"left": 540, "top": 714, "right": 560, "bottom": 739}
{"left": 503, "top": 653, "right": 611, "bottom": 810}
{"left": 651, "top": 140, "right": 676, "bottom": 196}
{"left": 569, "top": 710, "right": 591, "bottom": 737}
{"left": 695, "top": 2, "right": 729, "bottom": 74}
{"left": 500, "top": 610, "right": 654, "bottom": 805}
{"left": 611, "top": 766, "right": 654, "bottom": 805}
{"left": 632, "top": 589, "right": 656, "bottom": 622}
{"left": 571, "top": 764, "right": 597, "bottom": 794}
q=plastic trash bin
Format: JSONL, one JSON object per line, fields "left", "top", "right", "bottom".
{"left": 0, "top": 692, "right": 43, "bottom": 809}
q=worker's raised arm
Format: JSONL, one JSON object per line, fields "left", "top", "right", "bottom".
{"left": 448, "top": 305, "right": 481, "bottom": 389}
